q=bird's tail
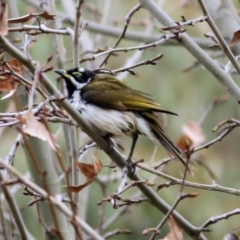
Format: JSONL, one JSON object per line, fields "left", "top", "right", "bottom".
{"left": 151, "top": 124, "right": 187, "bottom": 167}
{"left": 140, "top": 111, "right": 187, "bottom": 166}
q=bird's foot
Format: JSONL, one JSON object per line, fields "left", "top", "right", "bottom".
{"left": 125, "top": 157, "right": 143, "bottom": 176}
{"left": 124, "top": 158, "right": 144, "bottom": 176}
{"left": 120, "top": 157, "right": 134, "bottom": 177}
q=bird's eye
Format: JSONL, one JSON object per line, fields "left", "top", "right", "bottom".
{"left": 73, "top": 72, "right": 82, "bottom": 78}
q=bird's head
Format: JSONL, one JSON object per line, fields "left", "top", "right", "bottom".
{"left": 55, "top": 68, "right": 95, "bottom": 90}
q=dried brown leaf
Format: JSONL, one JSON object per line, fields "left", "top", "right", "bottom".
{"left": 229, "top": 29, "right": 240, "bottom": 47}
{"left": 76, "top": 156, "right": 102, "bottom": 178}
{"left": 0, "top": 59, "right": 22, "bottom": 96}
{"left": 68, "top": 157, "right": 102, "bottom": 193}
{"left": 178, "top": 121, "right": 205, "bottom": 150}
{"left": 19, "top": 110, "right": 57, "bottom": 150}
{"left": 67, "top": 182, "right": 89, "bottom": 193}
{"left": 7, "top": 59, "right": 22, "bottom": 75}
{"left": 0, "top": 3, "right": 8, "bottom": 35}
{"left": 8, "top": 11, "right": 55, "bottom": 24}
{"left": 213, "top": 94, "right": 229, "bottom": 104}
{"left": 161, "top": 216, "right": 183, "bottom": 240}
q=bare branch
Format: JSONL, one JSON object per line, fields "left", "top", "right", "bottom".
{"left": 198, "top": 0, "right": 240, "bottom": 75}
{"left": 99, "top": 4, "right": 141, "bottom": 67}
{"left": 200, "top": 208, "right": 240, "bottom": 231}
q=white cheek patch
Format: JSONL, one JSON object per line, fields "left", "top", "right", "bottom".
{"left": 79, "top": 67, "right": 85, "bottom": 73}
{"left": 69, "top": 75, "right": 86, "bottom": 89}
{"left": 74, "top": 81, "right": 86, "bottom": 89}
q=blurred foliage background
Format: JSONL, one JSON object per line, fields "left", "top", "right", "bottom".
{"left": 2, "top": 0, "right": 240, "bottom": 239}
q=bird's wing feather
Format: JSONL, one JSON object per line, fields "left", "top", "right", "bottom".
{"left": 142, "top": 112, "right": 186, "bottom": 166}
{"left": 81, "top": 76, "right": 177, "bottom": 115}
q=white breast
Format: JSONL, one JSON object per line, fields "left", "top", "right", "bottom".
{"left": 70, "top": 90, "right": 154, "bottom": 141}
{"left": 70, "top": 91, "right": 86, "bottom": 111}
{"left": 83, "top": 105, "right": 155, "bottom": 140}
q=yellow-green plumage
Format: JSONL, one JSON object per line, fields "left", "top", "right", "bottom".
{"left": 55, "top": 68, "right": 186, "bottom": 166}
{"left": 81, "top": 75, "right": 175, "bottom": 113}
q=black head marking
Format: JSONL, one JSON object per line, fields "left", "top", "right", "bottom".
{"left": 66, "top": 68, "right": 95, "bottom": 84}
{"left": 55, "top": 68, "right": 96, "bottom": 99}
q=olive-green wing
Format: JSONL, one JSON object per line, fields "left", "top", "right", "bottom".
{"left": 83, "top": 75, "right": 150, "bottom": 96}
{"left": 81, "top": 76, "right": 177, "bottom": 115}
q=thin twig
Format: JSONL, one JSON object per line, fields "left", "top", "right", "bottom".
{"left": 0, "top": 185, "right": 8, "bottom": 240}
{"left": 162, "top": 15, "right": 208, "bottom": 30}
{"left": 0, "top": 159, "right": 105, "bottom": 240}
{"left": 112, "top": 54, "right": 164, "bottom": 74}
{"left": 78, "top": 141, "right": 96, "bottom": 158}
{"left": 5, "top": 134, "right": 22, "bottom": 165}
{"left": 0, "top": 172, "right": 32, "bottom": 240}
{"left": 198, "top": 0, "right": 240, "bottom": 75}
{"left": 103, "top": 229, "right": 132, "bottom": 239}
{"left": 4, "top": 61, "right": 48, "bottom": 99}
{"left": 8, "top": 25, "right": 72, "bottom": 35}
{"left": 149, "top": 149, "right": 193, "bottom": 240}
{"left": 99, "top": 4, "right": 141, "bottom": 67}
{"left": 72, "top": 3, "right": 85, "bottom": 238}
{"left": 28, "top": 68, "right": 41, "bottom": 110}
{"left": 73, "top": 0, "right": 84, "bottom": 67}
{"left": 80, "top": 34, "right": 176, "bottom": 63}
{"left": 199, "top": 208, "right": 240, "bottom": 231}
{"left": 154, "top": 118, "right": 235, "bottom": 169}
{"left": 137, "top": 162, "right": 240, "bottom": 196}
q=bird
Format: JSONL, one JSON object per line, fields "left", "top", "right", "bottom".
{"left": 55, "top": 67, "right": 186, "bottom": 166}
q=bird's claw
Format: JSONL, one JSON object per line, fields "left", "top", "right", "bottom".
{"left": 125, "top": 157, "right": 136, "bottom": 175}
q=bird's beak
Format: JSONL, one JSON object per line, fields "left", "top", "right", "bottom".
{"left": 54, "top": 69, "right": 73, "bottom": 82}
{"left": 54, "top": 69, "right": 66, "bottom": 77}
